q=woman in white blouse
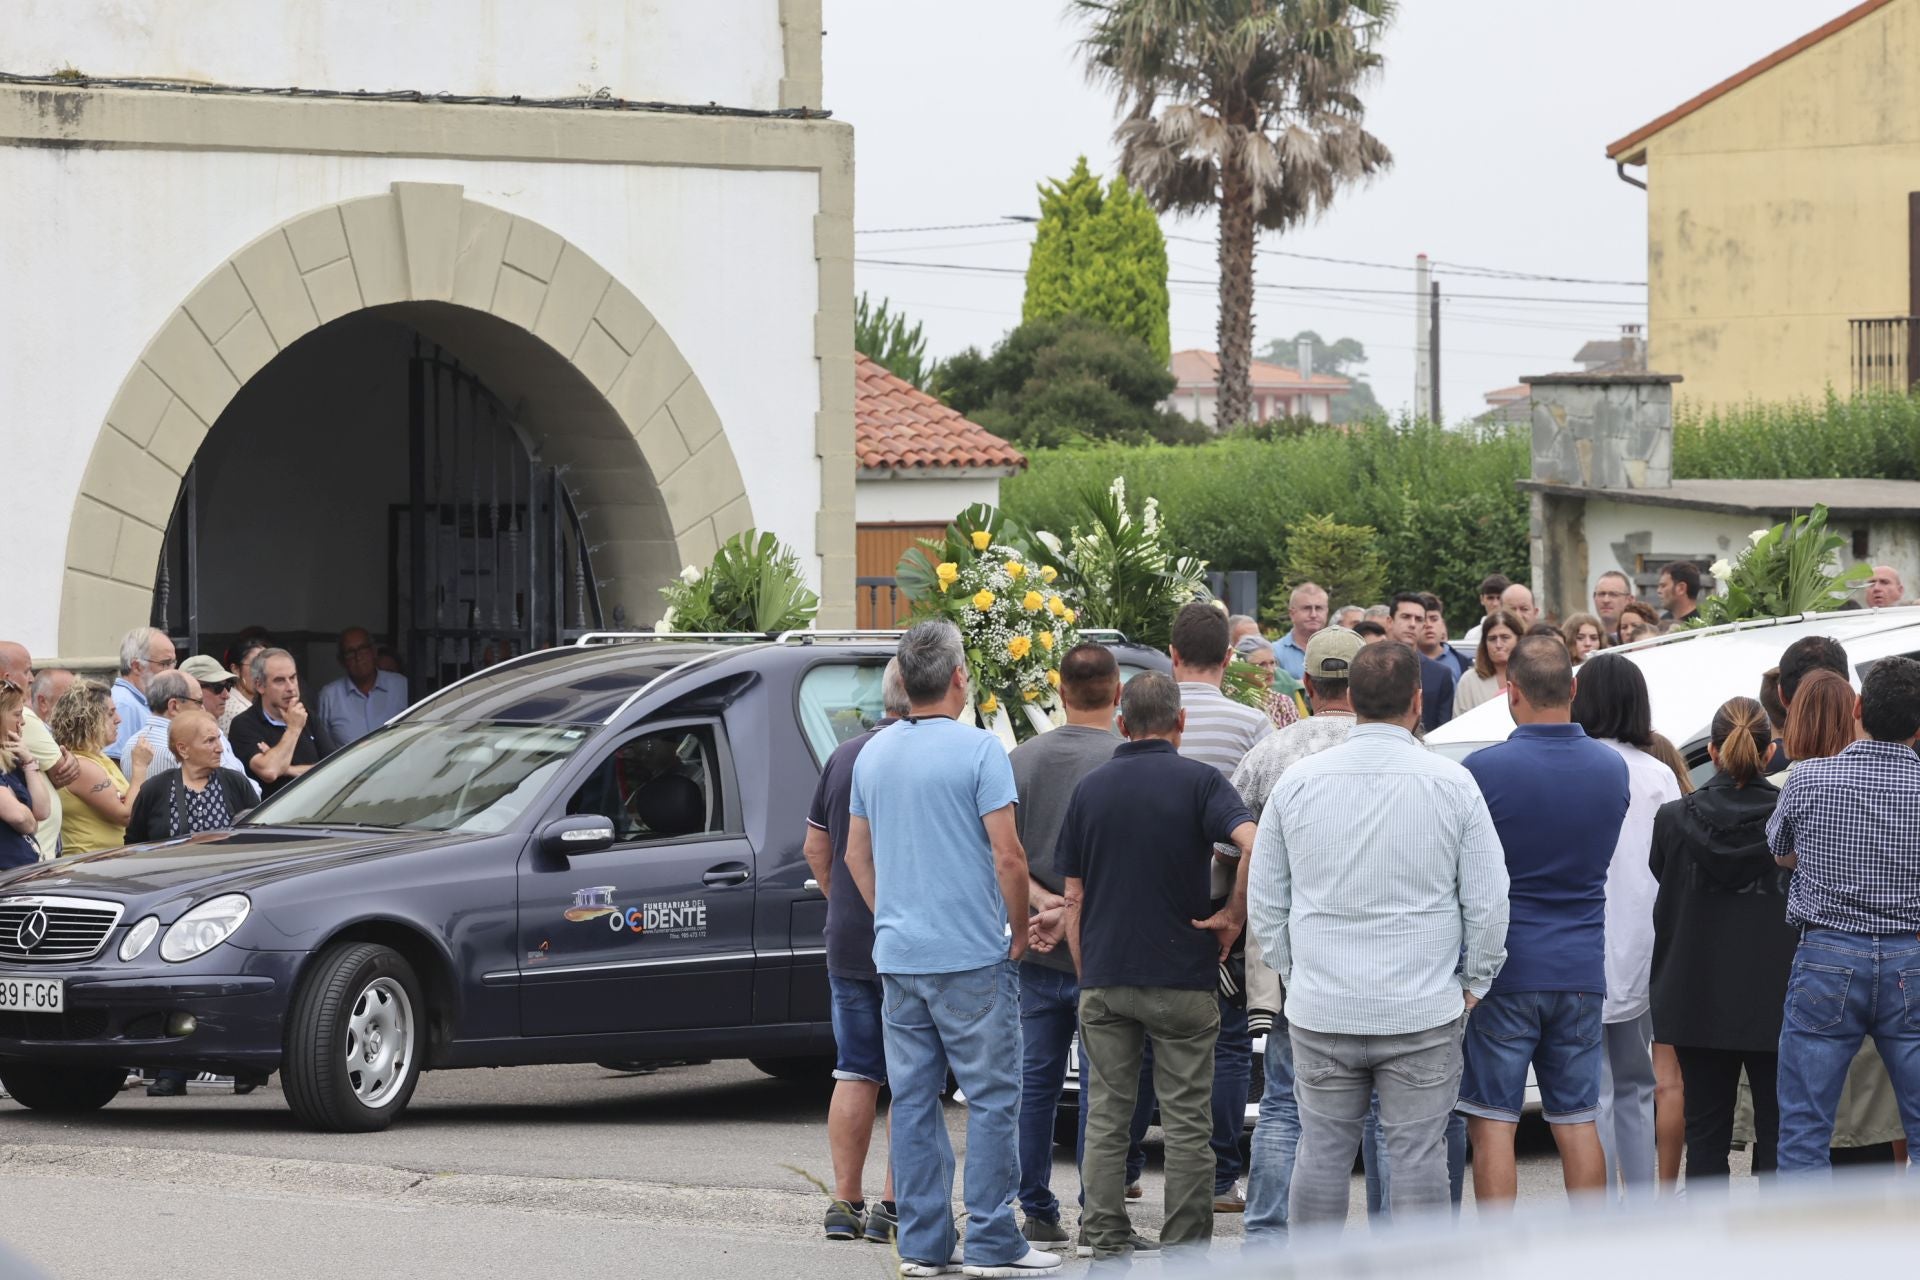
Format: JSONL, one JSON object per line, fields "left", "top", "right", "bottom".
{"left": 1452, "top": 609, "right": 1523, "bottom": 714}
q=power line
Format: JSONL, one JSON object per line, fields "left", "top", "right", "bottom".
{"left": 854, "top": 257, "right": 1649, "bottom": 308}
{"left": 855, "top": 219, "right": 1030, "bottom": 235}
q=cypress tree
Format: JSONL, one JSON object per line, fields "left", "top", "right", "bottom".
{"left": 1022, "top": 158, "right": 1171, "bottom": 365}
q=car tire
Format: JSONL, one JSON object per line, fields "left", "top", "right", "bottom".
{"left": 748, "top": 1055, "right": 834, "bottom": 1083}
{"left": 0, "top": 1064, "right": 125, "bottom": 1114}
{"left": 283, "top": 942, "right": 425, "bottom": 1133}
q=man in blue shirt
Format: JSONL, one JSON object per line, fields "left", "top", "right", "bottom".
{"left": 316, "top": 627, "right": 411, "bottom": 751}
{"left": 1458, "top": 635, "right": 1628, "bottom": 1205}
{"left": 845, "top": 621, "right": 1059, "bottom": 1278}
{"left": 802, "top": 660, "right": 908, "bottom": 1244}
{"left": 108, "top": 626, "right": 175, "bottom": 764}
{"left": 1387, "top": 593, "right": 1455, "bottom": 730}
{"left": 1272, "top": 582, "right": 1328, "bottom": 683}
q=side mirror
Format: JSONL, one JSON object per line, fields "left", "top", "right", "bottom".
{"left": 540, "top": 815, "right": 616, "bottom": 857}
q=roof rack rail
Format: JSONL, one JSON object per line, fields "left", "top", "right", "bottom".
{"left": 574, "top": 631, "right": 768, "bottom": 647}
{"left": 773, "top": 626, "right": 1139, "bottom": 646}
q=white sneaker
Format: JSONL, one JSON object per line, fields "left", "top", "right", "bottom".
{"left": 900, "top": 1245, "right": 964, "bottom": 1277}
{"left": 962, "top": 1248, "right": 1062, "bottom": 1278}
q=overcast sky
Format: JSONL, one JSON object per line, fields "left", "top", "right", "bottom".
{"left": 825, "top": 0, "right": 1835, "bottom": 423}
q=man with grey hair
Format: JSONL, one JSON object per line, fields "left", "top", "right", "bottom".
{"left": 109, "top": 626, "right": 176, "bottom": 764}
{"left": 1034, "top": 671, "right": 1256, "bottom": 1263}
{"left": 804, "top": 659, "right": 909, "bottom": 1244}
{"left": 135, "top": 670, "right": 251, "bottom": 779}
{"left": 1227, "top": 614, "right": 1261, "bottom": 647}
{"left": 1332, "top": 605, "right": 1366, "bottom": 631}
{"left": 1274, "top": 583, "right": 1329, "bottom": 683}
{"left": 228, "top": 648, "right": 323, "bottom": 799}
{"left": 844, "top": 621, "right": 1056, "bottom": 1277}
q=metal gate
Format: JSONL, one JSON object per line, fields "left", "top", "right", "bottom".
{"left": 402, "top": 343, "right": 602, "bottom": 692}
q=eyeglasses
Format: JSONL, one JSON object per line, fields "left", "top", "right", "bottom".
{"left": 1593, "top": 590, "right": 1630, "bottom": 600}
{"left": 341, "top": 643, "right": 375, "bottom": 659}
{"left": 143, "top": 656, "right": 178, "bottom": 670}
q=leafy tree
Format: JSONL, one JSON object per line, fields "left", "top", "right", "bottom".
{"left": 1077, "top": 1, "right": 1395, "bottom": 428}
{"left": 855, "top": 293, "right": 932, "bottom": 389}
{"left": 1261, "top": 330, "right": 1383, "bottom": 420}
{"left": 1269, "top": 512, "right": 1387, "bottom": 618}
{"left": 935, "top": 314, "right": 1198, "bottom": 448}
{"left": 1022, "top": 158, "right": 1172, "bottom": 364}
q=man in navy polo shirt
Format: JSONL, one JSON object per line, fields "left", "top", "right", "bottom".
{"left": 1458, "top": 635, "right": 1628, "bottom": 1205}
{"left": 802, "top": 659, "right": 908, "bottom": 1244}
{"left": 1044, "top": 672, "right": 1256, "bottom": 1263}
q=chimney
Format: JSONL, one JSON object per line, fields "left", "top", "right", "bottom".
{"left": 1297, "top": 335, "right": 1314, "bottom": 380}
{"left": 1620, "top": 322, "right": 1644, "bottom": 371}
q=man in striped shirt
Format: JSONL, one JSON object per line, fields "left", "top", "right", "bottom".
{"left": 1169, "top": 601, "right": 1273, "bottom": 1213}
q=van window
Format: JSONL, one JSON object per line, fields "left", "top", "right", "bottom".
{"left": 797, "top": 662, "right": 890, "bottom": 764}
{"left": 566, "top": 725, "right": 729, "bottom": 843}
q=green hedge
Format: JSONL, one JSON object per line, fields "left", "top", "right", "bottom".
{"left": 999, "top": 423, "right": 1531, "bottom": 631}
{"left": 1672, "top": 391, "right": 1920, "bottom": 480}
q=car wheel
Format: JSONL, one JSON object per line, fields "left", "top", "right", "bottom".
{"left": 283, "top": 942, "right": 424, "bottom": 1133}
{"left": 0, "top": 1064, "right": 125, "bottom": 1114}
{"left": 748, "top": 1055, "right": 834, "bottom": 1082}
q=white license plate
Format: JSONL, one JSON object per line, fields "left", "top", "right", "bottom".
{"left": 0, "top": 977, "right": 63, "bottom": 1013}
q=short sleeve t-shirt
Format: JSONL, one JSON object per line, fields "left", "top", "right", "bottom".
{"left": 848, "top": 716, "right": 1020, "bottom": 975}
{"left": 805, "top": 719, "right": 897, "bottom": 979}
{"left": 1463, "top": 723, "right": 1629, "bottom": 996}
{"left": 228, "top": 704, "right": 323, "bottom": 798}
{"left": 1058, "top": 739, "right": 1253, "bottom": 991}
{"left": 1009, "top": 724, "right": 1121, "bottom": 974}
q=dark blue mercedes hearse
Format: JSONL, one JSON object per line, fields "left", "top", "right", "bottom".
{"left": 0, "top": 633, "right": 1168, "bottom": 1131}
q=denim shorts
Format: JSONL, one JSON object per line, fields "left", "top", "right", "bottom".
{"left": 829, "top": 974, "right": 887, "bottom": 1084}
{"left": 1456, "top": 989, "right": 1603, "bottom": 1124}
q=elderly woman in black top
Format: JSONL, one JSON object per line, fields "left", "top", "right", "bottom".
{"left": 125, "top": 709, "right": 258, "bottom": 844}
{"left": 1648, "top": 696, "right": 1795, "bottom": 1182}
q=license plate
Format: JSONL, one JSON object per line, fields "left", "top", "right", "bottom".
{"left": 0, "top": 978, "right": 63, "bottom": 1013}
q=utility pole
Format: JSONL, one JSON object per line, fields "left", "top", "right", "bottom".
{"left": 1413, "top": 253, "right": 1432, "bottom": 420}
{"left": 1430, "top": 279, "right": 1442, "bottom": 425}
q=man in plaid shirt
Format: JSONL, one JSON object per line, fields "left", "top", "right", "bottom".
{"left": 1767, "top": 655, "right": 1920, "bottom": 1173}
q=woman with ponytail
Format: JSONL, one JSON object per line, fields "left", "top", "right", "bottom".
{"left": 1649, "top": 697, "right": 1796, "bottom": 1183}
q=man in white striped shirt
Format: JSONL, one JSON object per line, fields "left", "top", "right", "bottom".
{"left": 1249, "top": 641, "right": 1509, "bottom": 1232}
{"left": 1169, "top": 601, "right": 1272, "bottom": 1213}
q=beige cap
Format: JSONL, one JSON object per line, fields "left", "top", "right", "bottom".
{"left": 1304, "top": 626, "right": 1364, "bottom": 680}
{"left": 179, "top": 654, "right": 236, "bottom": 687}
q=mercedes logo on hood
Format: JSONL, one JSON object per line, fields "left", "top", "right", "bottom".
{"left": 15, "top": 909, "right": 48, "bottom": 952}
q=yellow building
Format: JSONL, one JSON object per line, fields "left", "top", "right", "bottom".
{"left": 1609, "top": 0, "right": 1920, "bottom": 410}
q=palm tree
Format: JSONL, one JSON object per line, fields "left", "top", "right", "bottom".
{"left": 1074, "top": 0, "right": 1394, "bottom": 429}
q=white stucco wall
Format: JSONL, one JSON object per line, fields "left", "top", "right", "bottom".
{"left": 855, "top": 475, "right": 1004, "bottom": 525}
{"left": 0, "top": 144, "right": 821, "bottom": 657}
{"left": 3, "top": 0, "right": 786, "bottom": 110}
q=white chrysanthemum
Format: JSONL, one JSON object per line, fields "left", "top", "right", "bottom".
{"left": 679, "top": 564, "right": 703, "bottom": 584}
{"left": 1709, "top": 559, "right": 1733, "bottom": 580}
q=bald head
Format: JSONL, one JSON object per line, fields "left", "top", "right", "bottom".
{"left": 1868, "top": 565, "right": 1905, "bottom": 608}
{"left": 1500, "top": 583, "right": 1538, "bottom": 626}
{"left": 0, "top": 642, "right": 28, "bottom": 690}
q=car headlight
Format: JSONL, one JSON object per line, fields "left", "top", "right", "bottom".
{"left": 159, "top": 894, "right": 252, "bottom": 963}
{"left": 118, "top": 916, "right": 160, "bottom": 962}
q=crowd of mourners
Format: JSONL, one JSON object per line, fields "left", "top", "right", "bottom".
{"left": 801, "top": 567, "right": 1920, "bottom": 1277}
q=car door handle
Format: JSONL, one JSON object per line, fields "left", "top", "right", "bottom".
{"left": 703, "top": 864, "right": 752, "bottom": 888}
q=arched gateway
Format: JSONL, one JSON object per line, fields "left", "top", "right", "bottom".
{"left": 61, "top": 182, "right": 753, "bottom": 686}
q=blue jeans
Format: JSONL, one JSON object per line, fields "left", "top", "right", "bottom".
{"left": 828, "top": 974, "right": 887, "bottom": 1084}
{"left": 882, "top": 962, "right": 1025, "bottom": 1268}
{"left": 1776, "top": 928, "right": 1920, "bottom": 1175}
{"left": 1244, "top": 1026, "right": 1299, "bottom": 1243}
{"left": 1018, "top": 964, "right": 1079, "bottom": 1220}
{"left": 1212, "top": 998, "right": 1252, "bottom": 1193}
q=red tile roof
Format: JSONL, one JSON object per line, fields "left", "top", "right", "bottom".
{"left": 1607, "top": 0, "right": 1894, "bottom": 161}
{"left": 1169, "top": 348, "right": 1351, "bottom": 391}
{"left": 854, "top": 353, "right": 1027, "bottom": 473}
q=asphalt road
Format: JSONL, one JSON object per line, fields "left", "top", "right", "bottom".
{"left": 0, "top": 1060, "right": 1746, "bottom": 1279}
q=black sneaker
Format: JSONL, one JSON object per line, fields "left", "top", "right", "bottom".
{"left": 1021, "top": 1215, "right": 1068, "bottom": 1247}
{"left": 864, "top": 1200, "right": 898, "bottom": 1244}
{"left": 824, "top": 1199, "right": 865, "bottom": 1241}
{"left": 1075, "top": 1228, "right": 1160, "bottom": 1258}
{"left": 145, "top": 1075, "right": 187, "bottom": 1098}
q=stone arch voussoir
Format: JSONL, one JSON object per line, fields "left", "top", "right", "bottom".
{"left": 61, "top": 182, "right": 750, "bottom": 656}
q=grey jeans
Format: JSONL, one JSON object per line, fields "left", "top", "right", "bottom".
{"left": 1596, "top": 1011, "right": 1657, "bottom": 1199}
{"left": 1288, "top": 1014, "right": 1465, "bottom": 1231}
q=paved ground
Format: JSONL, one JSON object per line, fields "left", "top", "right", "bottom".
{"left": 0, "top": 1060, "right": 1736, "bottom": 1279}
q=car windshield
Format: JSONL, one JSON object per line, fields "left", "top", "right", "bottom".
{"left": 243, "top": 721, "right": 593, "bottom": 833}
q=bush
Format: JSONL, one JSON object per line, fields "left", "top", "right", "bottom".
{"left": 1270, "top": 513, "right": 1388, "bottom": 620}
{"left": 1673, "top": 390, "right": 1920, "bottom": 480}
{"left": 1000, "top": 421, "right": 1530, "bottom": 632}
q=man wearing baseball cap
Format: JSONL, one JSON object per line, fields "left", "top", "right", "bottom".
{"left": 179, "top": 655, "right": 241, "bottom": 731}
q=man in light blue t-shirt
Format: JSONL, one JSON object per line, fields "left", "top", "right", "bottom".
{"left": 846, "top": 620, "right": 1058, "bottom": 1277}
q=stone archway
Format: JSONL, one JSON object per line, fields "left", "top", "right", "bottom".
{"left": 60, "top": 181, "right": 753, "bottom": 656}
